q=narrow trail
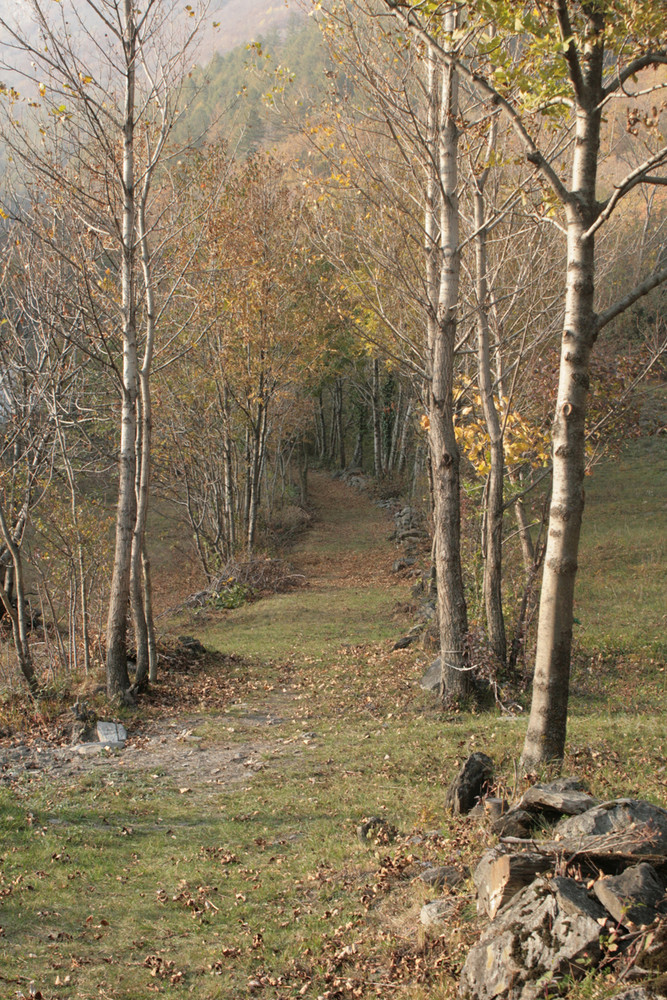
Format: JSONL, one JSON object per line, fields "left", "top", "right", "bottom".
{"left": 290, "top": 471, "right": 396, "bottom": 589}
{"left": 190, "top": 470, "right": 407, "bottom": 666}
{"left": 2, "top": 472, "right": 414, "bottom": 791}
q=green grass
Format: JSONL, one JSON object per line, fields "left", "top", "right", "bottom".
{"left": 575, "top": 434, "right": 666, "bottom": 658}
{"left": 191, "top": 586, "right": 400, "bottom": 663}
{"left": 0, "top": 448, "right": 665, "bottom": 1000}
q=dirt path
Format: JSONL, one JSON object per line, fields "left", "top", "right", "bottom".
{"left": 1, "top": 471, "right": 405, "bottom": 791}
{"left": 290, "top": 471, "right": 396, "bottom": 588}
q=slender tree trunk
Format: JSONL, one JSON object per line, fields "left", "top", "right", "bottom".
{"left": 426, "top": 36, "right": 470, "bottom": 701}
{"left": 143, "top": 546, "right": 158, "bottom": 683}
{"left": 352, "top": 403, "right": 365, "bottom": 468}
{"left": 387, "top": 384, "right": 402, "bottom": 471}
{"left": 105, "top": 4, "right": 137, "bottom": 699}
{"left": 522, "top": 61, "right": 603, "bottom": 767}
{"left": 396, "top": 399, "right": 412, "bottom": 474}
{"left": 299, "top": 438, "right": 309, "bottom": 506}
{"left": 247, "top": 402, "right": 268, "bottom": 552}
{"left": 371, "top": 359, "right": 384, "bottom": 477}
{"left": 335, "top": 377, "right": 346, "bottom": 469}
{"left": 473, "top": 126, "right": 507, "bottom": 665}
{"left": 511, "top": 471, "right": 536, "bottom": 573}
{"left": 130, "top": 394, "right": 149, "bottom": 688}
{"left": 317, "top": 391, "right": 328, "bottom": 461}
{"left": 132, "top": 186, "right": 157, "bottom": 690}
{"left": 0, "top": 504, "right": 37, "bottom": 693}
{"left": 221, "top": 386, "right": 236, "bottom": 555}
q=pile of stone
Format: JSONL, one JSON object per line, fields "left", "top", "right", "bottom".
{"left": 441, "top": 756, "right": 667, "bottom": 1000}
{"left": 389, "top": 504, "right": 429, "bottom": 573}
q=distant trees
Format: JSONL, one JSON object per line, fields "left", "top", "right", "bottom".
{"left": 158, "top": 153, "right": 333, "bottom": 574}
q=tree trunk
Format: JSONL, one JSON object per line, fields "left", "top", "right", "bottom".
{"left": 395, "top": 399, "right": 412, "bottom": 474}
{"left": 130, "top": 391, "right": 149, "bottom": 689}
{"left": 335, "top": 377, "right": 346, "bottom": 469}
{"left": 106, "top": 0, "right": 137, "bottom": 699}
{"left": 426, "top": 36, "right": 471, "bottom": 702}
{"left": 473, "top": 133, "right": 507, "bottom": 666}
{"left": 143, "top": 546, "right": 158, "bottom": 683}
{"left": 0, "top": 504, "right": 37, "bottom": 694}
{"left": 522, "top": 69, "right": 603, "bottom": 768}
{"left": 352, "top": 402, "right": 365, "bottom": 468}
{"left": 371, "top": 358, "right": 384, "bottom": 477}
{"left": 132, "top": 182, "right": 157, "bottom": 691}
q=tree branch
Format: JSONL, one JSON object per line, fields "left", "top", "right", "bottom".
{"left": 382, "top": 0, "right": 572, "bottom": 207}
{"left": 583, "top": 144, "right": 667, "bottom": 238}
{"left": 554, "top": 0, "right": 584, "bottom": 101}
{"left": 596, "top": 267, "right": 667, "bottom": 334}
{"left": 603, "top": 52, "right": 667, "bottom": 99}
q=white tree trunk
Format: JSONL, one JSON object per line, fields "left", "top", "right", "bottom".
{"left": 427, "top": 34, "right": 470, "bottom": 702}
{"left": 522, "top": 68, "right": 603, "bottom": 767}
{"left": 106, "top": 0, "right": 137, "bottom": 699}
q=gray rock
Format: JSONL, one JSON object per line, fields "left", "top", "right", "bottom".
{"left": 420, "top": 657, "right": 441, "bottom": 692}
{"left": 445, "top": 753, "right": 494, "bottom": 816}
{"left": 594, "top": 863, "right": 666, "bottom": 927}
{"left": 519, "top": 781, "right": 598, "bottom": 817}
{"left": 420, "top": 898, "right": 458, "bottom": 929}
{"left": 459, "top": 876, "right": 606, "bottom": 1000}
{"left": 419, "top": 865, "right": 465, "bottom": 889}
{"left": 97, "top": 721, "right": 127, "bottom": 745}
{"left": 392, "top": 560, "right": 409, "bottom": 573}
{"left": 555, "top": 799, "right": 667, "bottom": 855}
{"left": 75, "top": 742, "right": 123, "bottom": 755}
{"left": 492, "top": 807, "right": 535, "bottom": 839}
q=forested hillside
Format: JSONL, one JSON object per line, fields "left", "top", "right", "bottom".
{"left": 177, "top": 17, "right": 329, "bottom": 150}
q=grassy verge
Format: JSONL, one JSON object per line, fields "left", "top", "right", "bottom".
{"left": 0, "top": 450, "right": 665, "bottom": 1000}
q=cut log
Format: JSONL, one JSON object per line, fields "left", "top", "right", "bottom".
{"left": 473, "top": 847, "right": 554, "bottom": 918}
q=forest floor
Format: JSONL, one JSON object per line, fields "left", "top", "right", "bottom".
{"left": 0, "top": 456, "right": 666, "bottom": 1000}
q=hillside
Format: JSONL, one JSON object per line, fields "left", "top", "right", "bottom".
{"left": 177, "top": 17, "right": 330, "bottom": 152}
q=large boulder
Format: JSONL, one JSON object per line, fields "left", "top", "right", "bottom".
{"left": 459, "top": 876, "right": 606, "bottom": 1000}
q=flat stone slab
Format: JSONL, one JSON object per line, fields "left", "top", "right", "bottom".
{"left": 518, "top": 781, "right": 598, "bottom": 816}
{"left": 97, "top": 721, "right": 127, "bottom": 745}
{"left": 74, "top": 742, "right": 124, "bottom": 755}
